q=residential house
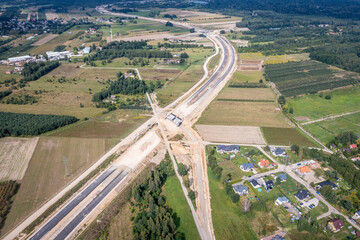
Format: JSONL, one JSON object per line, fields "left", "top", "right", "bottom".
{"left": 352, "top": 210, "right": 360, "bottom": 219}
{"left": 83, "top": 47, "right": 91, "bottom": 54}
{"left": 296, "top": 166, "right": 311, "bottom": 175}
{"left": 275, "top": 196, "right": 289, "bottom": 206}
{"left": 327, "top": 219, "right": 345, "bottom": 232}
{"left": 250, "top": 179, "right": 261, "bottom": 188}
{"left": 124, "top": 72, "right": 135, "bottom": 79}
{"left": 5, "top": 70, "right": 12, "bottom": 74}
{"left": 294, "top": 189, "right": 310, "bottom": 201}
{"left": 350, "top": 144, "right": 358, "bottom": 150}
{"left": 165, "top": 59, "right": 180, "bottom": 64}
{"left": 265, "top": 180, "right": 274, "bottom": 191}
{"left": 271, "top": 147, "right": 286, "bottom": 157}
{"left": 240, "top": 163, "right": 257, "bottom": 172}
{"left": 317, "top": 180, "right": 338, "bottom": 190}
{"left": 351, "top": 157, "right": 360, "bottom": 161}
{"left": 261, "top": 231, "right": 287, "bottom": 240}
{"left": 233, "top": 184, "right": 249, "bottom": 196}
{"left": 276, "top": 174, "right": 287, "bottom": 182}
{"left": 343, "top": 148, "right": 351, "bottom": 153}
{"left": 259, "top": 159, "right": 270, "bottom": 168}
{"left": 216, "top": 145, "right": 240, "bottom": 154}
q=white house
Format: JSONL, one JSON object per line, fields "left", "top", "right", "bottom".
{"left": 275, "top": 197, "right": 289, "bottom": 206}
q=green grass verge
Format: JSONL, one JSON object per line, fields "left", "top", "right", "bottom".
{"left": 208, "top": 169, "right": 257, "bottom": 240}
{"left": 164, "top": 176, "right": 200, "bottom": 240}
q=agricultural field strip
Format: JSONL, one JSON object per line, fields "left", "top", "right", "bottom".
{"left": 302, "top": 110, "right": 360, "bottom": 125}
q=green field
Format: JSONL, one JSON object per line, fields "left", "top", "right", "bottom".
{"left": 164, "top": 176, "right": 201, "bottom": 240}
{"left": 303, "top": 112, "right": 360, "bottom": 143}
{"left": 208, "top": 170, "right": 258, "bottom": 240}
{"left": 265, "top": 60, "right": 360, "bottom": 97}
{"left": 287, "top": 86, "right": 360, "bottom": 121}
{"left": 261, "top": 127, "right": 318, "bottom": 147}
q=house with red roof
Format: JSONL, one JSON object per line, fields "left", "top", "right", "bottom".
{"left": 327, "top": 218, "right": 345, "bottom": 232}
{"left": 350, "top": 144, "right": 358, "bottom": 150}
{"left": 259, "top": 159, "right": 270, "bottom": 168}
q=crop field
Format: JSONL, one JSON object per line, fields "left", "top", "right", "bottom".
{"left": 303, "top": 112, "right": 360, "bottom": 143}
{"left": 197, "top": 101, "right": 290, "bottom": 127}
{"left": 230, "top": 71, "right": 265, "bottom": 83}
{"left": 287, "top": 86, "right": 360, "bottom": 121}
{"left": 139, "top": 69, "right": 182, "bottom": 81}
{"left": 30, "top": 31, "right": 83, "bottom": 55}
{"left": 217, "top": 87, "right": 275, "bottom": 101}
{"left": 161, "top": 10, "right": 242, "bottom": 24}
{"left": 261, "top": 127, "right": 318, "bottom": 147}
{"left": 31, "top": 34, "right": 58, "bottom": 45}
{"left": 2, "top": 136, "right": 106, "bottom": 234}
{"left": 239, "top": 53, "right": 310, "bottom": 64}
{"left": 265, "top": 60, "right": 360, "bottom": 97}
{"left": 0, "top": 36, "right": 41, "bottom": 59}
{"left": 0, "top": 137, "right": 39, "bottom": 181}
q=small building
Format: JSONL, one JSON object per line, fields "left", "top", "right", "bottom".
{"left": 265, "top": 180, "right": 274, "bottom": 191}
{"left": 124, "top": 72, "right": 135, "bottom": 79}
{"left": 296, "top": 166, "right": 311, "bottom": 175}
{"left": 271, "top": 147, "right": 286, "bottom": 157}
{"left": 250, "top": 179, "right": 261, "bottom": 188}
{"left": 240, "top": 163, "right": 257, "bottom": 172}
{"left": 317, "top": 180, "right": 338, "bottom": 190}
{"left": 352, "top": 210, "right": 360, "bottom": 219}
{"left": 233, "top": 184, "right": 249, "bottom": 196}
{"left": 166, "top": 113, "right": 183, "bottom": 127}
{"left": 350, "top": 144, "right": 357, "bottom": 150}
{"left": 294, "top": 189, "right": 310, "bottom": 201}
{"left": 276, "top": 174, "right": 287, "bottom": 182}
{"left": 83, "top": 47, "right": 91, "bottom": 54}
{"left": 5, "top": 70, "right": 13, "bottom": 74}
{"left": 275, "top": 196, "right": 289, "bottom": 206}
{"left": 259, "top": 159, "right": 270, "bottom": 168}
{"left": 216, "top": 145, "right": 240, "bottom": 154}
{"left": 327, "top": 218, "right": 345, "bottom": 232}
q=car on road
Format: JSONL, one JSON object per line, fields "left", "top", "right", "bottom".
{"left": 255, "top": 196, "right": 260, "bottom": 201}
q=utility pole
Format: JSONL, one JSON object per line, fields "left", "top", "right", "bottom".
{"left": 62, "top": 156, "right": 70, "bottom": 177}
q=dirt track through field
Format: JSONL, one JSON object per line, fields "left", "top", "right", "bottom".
{"left": 32, "top": 34, "right": 58, "bottom": 46}
{"left": 196, "top": 125, "right": 266, "bottom": 144}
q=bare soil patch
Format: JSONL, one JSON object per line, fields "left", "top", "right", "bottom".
{"left": 0, "top": 137, "right": 39, "bottom": 181}
{"left": 32, "top": 34, "right": 58, "bottom": 46}
{"left": 217, "top": 88, "right": 275, "bottom": 101}
{"left": 196, "top": 125, "right": 266, "bottom": 144}
{"left": 140, "top": 69, "right": 182, "bottom": 81}
{"left": 238, "top": 59, "right": 263, "bottom": 71}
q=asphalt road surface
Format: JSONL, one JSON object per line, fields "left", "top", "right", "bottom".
{"left": 29, "top": 168, "right": 116, "bottom": 240}
{"left": 54, "top": 171, "right": 128, "bottom": 240}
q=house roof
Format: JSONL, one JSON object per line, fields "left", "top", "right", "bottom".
{"left": 298, "top": 166, "right": 311, "bottom": 173}
{"left": 272, "top": 235, "right": 286, "bottom": 240}
{"left": 355, "top": 210, "right": 360, "bottom": 215}
{"left": 328, "top": 218, "right": 345, "bottom": 230}
{"left": 277, "top": 196, "right": 289, "bottom": 203}
{"left": 233, "top": 184, "right": 248, "bottom": 193}
{"left": 260, "top": 159, "right": 270, "bottom": 166}
{"left": 250, "top": 179, "right": 260, "bottom": 187}
{"left": 350, "top": 144, "right": 357, "bottom": 149}
{"left": 216, "top": 145, "right": 240, "bottom": 152}
{"left": 318, "top": 180, "right": 337, "bottom": 189}
{"left": 295, "top": 189, "right": 310, "bottom": 200}
{"left": 278, "top": 174, "right": 287, "bottom": 181}
{"left": 274, "top": 148, "right": 285, "bottom": 155}
{"left": 241, "top": 163, "right": 256, "bottom": 170}
{"left": 266, "top": 180, "right": 274, "bottom": 187}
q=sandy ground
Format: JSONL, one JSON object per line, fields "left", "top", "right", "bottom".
{"left": 32, "top": 34, "right": 58, "bottom": 46}
{"left": 196, "top": 125, "right": 266, "bottom": 144}
{"left": 231, "top": 39, "right": 249, "bottom": 47}
{"left": 0, "top": 137, "right": 39, "bottom": 181}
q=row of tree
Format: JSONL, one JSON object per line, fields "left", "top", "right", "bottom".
{"left": 0, "top": 112, "right": 78, "bottom": 137}
{"left": 21, "top": 61, "right": 60, "bottom": 84}
{"left": 131, "top": 156, "right": 184, "bottom": 239}
{"left": 0, "top": 181, "right": 19, "bottom": 230}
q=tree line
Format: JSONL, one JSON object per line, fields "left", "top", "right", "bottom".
{"left": 130, "top": 156, "right": 185, "bottom": 239}
{"left": 0, "top": 181, "right": 19, "bottom": 231}
{"left": 0, "top": 112, "right": 78, "bottom": 137}
{"left": 21, "top": 61, "right": 60, "bottom": 84}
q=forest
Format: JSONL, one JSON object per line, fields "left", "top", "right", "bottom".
{"left": 92, "top": 72, "right": 153, "bottom": 102}
{"left": 0, "top": 112, "right": 78, "bottom": 137}
{"left": 21, "top": 61, "right": 60, "bottom": 84}
{"left": 87, "top": 41, "right": 172, "bottom": 61}
{"left": 130, "top": 157, "right": 185, "bottom": 239}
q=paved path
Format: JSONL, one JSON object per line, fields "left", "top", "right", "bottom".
{"left": 302, "top": 110, "right": 360, "bottom": 125}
